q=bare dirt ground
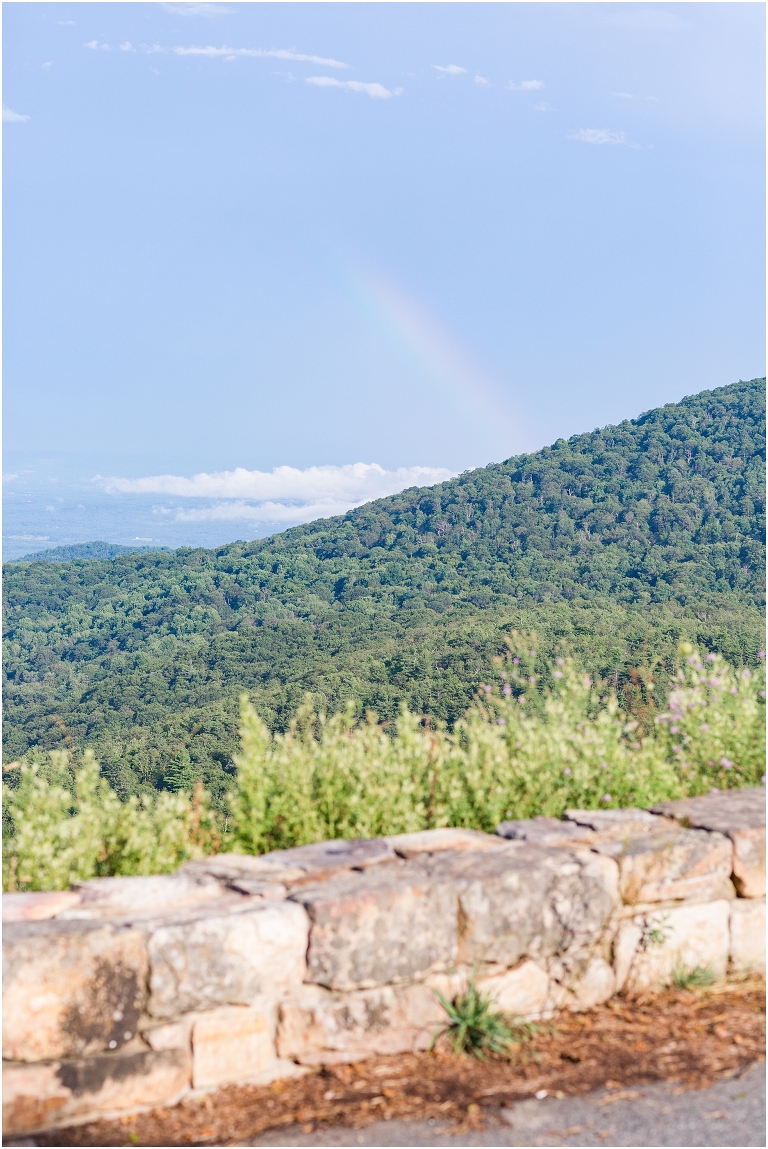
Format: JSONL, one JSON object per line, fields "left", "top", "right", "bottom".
{"left": 34, "top": 979, "right": 765, "bottom": 1148}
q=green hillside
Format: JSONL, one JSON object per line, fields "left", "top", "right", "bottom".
{"left": 15, "top": 542, "right": 173, "bottom": 563}
{"left": 3, "top": 379, "right": 764, "bottom": 803}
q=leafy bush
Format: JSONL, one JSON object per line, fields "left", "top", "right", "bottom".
{"left": 3, "top": 751, "right": 219, "bottom": 891}
{"left": 228, "top": 640, "right": 765, "bottom": 853}
{"left": 3, "top": 641, "right": 764, "bottom": 890}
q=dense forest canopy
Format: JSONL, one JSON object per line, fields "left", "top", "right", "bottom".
{"left": 16, "top": 542, "right": 173, "bottom": 563}
{"left": 3, "top": 379, "right": 765, "bottom": 803}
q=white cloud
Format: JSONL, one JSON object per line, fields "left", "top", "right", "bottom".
{"left": 433, "top": 64, "right": 466, "bottom": 76}
{"left": 534, "top": 103, "right": 552, "bottom": 112}
{"left": 162, "top": 3, "right": 234, "bottom": 14}
{"left": 508, "top": 79, "right": 543, "bottom": 91}
{"left": 42, "top": 61, "right": 53, "bottom": 68}
{"left": 101, "top": 462, "right": 454, "bottom": 526}
{"left": 175, "top": 46, "right": 348, "bottom": 68}
{"left": 306, "top": 77, "right": 400, "bottom": 99}
{"left": 85, "top": 40, "right": 111, "bottom": 51}
{"left": 172, "top": 500, "right": 361, "bottom": 524}
{"left": 57, "top": 20, "right": 75, "bottom": 25}
{"left": 569, "top": 128, "right": 627, "bottom": 145}
{"left": 474, "top": 75, "right": 489, "bottom": 86}
{"left": 3, "top": 106, "right": 30, "bottom": 122}
{"left": 144, "top": 44, "right": 166, "bottom": 54}
{"left": 3, "top": 473, "right": 19, "bottom": 482}
{"left": 120, "top": 42, "right": 136, "bottom": 52}
{"left": 611, "top": 91, "right": 633, "bottom": 99}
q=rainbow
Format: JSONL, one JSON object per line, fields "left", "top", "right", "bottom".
{"left": 332, "top": 256, "right": 523, "bottom": 439}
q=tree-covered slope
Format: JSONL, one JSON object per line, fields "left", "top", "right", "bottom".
{"left": 15, "top": 542, "right": 173, "bottom": 563}
{"left": 3, "top": 379, "right": 765, "bottom": 801}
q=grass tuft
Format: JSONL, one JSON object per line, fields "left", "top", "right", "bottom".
{"left": 672, "top": 963, "right": 719, "bottom": 990}
{"left": 431, "top": 980, "right": 536, "bottom": 1059}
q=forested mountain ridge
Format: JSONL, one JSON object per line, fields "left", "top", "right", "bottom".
{"left": 16, "top": 542, "right": 173, "bottom": 563}
{"left": 3, "top": 379, "right": 765, "bottom": 801}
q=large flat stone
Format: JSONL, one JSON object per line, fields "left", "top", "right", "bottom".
{"left": 729, "top": 899, "right": 766, "bottom": 973}
{"left": 182, "top": 838, "right": 395, "bottom": 893}
{"left": 564, "top": 808, "right": 663, "bottom": 834}
{"left": 147, "top": 900, "right": 309, "bottom": 1018}
{"left": 292, "top": 863, "right": 459, "bottom": 991}
{"left": 3, "top": 920, "right": 148, "bottom": 1062}
{"left": 58, "top": 873, "right": 237, "bottom": 921}
{"left": 622, "top": 899, "right": 731, "bottom": 994}
{"left": 649, "top": 787, "right": 766, "bottom": 832}
{"left": 424, "top": 843, "right": 619, "bottom": 973}
{"left": 495, "top": 818, "right": 587, "bottom": 846}
{"left": 2, "top": 890, "right": 81, "bottom": 922}
{"left": 2, "top": 1049, "right": 189, "bottom": 1137}
{"left": 650, "top": 787, "right": 766, "bottom": 898}
{"left": 386, "top": 828, "right": 503, "bottom": 858}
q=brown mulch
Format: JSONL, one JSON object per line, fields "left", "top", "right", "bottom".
{"left": 37, "top": 979, "right": 765, "bottom": 1147}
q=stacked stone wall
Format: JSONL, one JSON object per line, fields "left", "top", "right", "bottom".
{"left": 3, "top": 788, "right": 765, "bottom": 1137}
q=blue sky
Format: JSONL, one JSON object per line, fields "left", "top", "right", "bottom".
{"left": 3, "top": 2, "right": 765, "bottom": 556}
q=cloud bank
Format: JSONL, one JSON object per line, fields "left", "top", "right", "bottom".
{"left": 305, "top": 77, "right": 400, "bottom": 98}
{"left": 99, "top": 463, "right": 455, "bottom": 525}
{"left": 175, "top": 45, "right": 347, "bottom": 67}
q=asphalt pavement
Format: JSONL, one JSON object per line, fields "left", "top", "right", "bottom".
{"left": 245, "top": 1060, "right": 765, "bottom": 1147}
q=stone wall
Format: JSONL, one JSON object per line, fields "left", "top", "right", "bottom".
{"left": 3, "top": 788, "right": 765, "bottom": 1138}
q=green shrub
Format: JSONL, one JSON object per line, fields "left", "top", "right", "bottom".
{"left": 3, "top": 751, "right": 219, "bottom": 891}
{"left": 3, "top": 640, "right": 764, "bottom": 890}
{"left": 227, "top": 639, "right": 765, "bottom": 853}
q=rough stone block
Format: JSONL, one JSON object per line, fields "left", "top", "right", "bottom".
{"left": 2, "top": 1049, "right": 190, "bottom": 1137}
{"left": 425, "top": 843, "right": 618, "bottom": 972}
{"left": 148, "top": 900, "right": 309, "bottom": 1018}
{"left": 622, "top": 899, "right": 731, "bottom": 994}
{"left": 563, "top": 808, "right": 733, "bottom": 903}
{"left": 476, "top": 960, "right": 550, "bottom": 1018}
{"left": 2, "top": 890, "right": 81, "bottom": 922}
{"left": 58, "top": 873, "right": 235, "bottom": 921}
{"left": 651, "top": 787, "right": 766, "bottom": 898}
{"left": 565, "top": 808, "right": 663, "bottom": 834}
{"left": 192, "top": 1003, "right": 275, "bottom": 1088}
{"left": 277, "top": 977, "right": 460, "bottom": 1065}
{"left": 181, "top": 852, "right": 305, "bottom": 888}
{"left": 3, "top": 920, "right": 148, "bottom": 1062}
{"left": 293, "top": 863, "right": 459, "bottom": 991}
{"left": 495, "top": 818, "right": 587, "bottom": 846}
{"left": 730, "top": 899, "right": 766, "bottom": 973}
{"left": 386, "top": 828, "right": 503, "bottom": 858}
{"left": 596, "top": 827, "right": 733, "bottom": 904}
{"left": 182, "top": 838, "right": 395, "bottom": 893}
